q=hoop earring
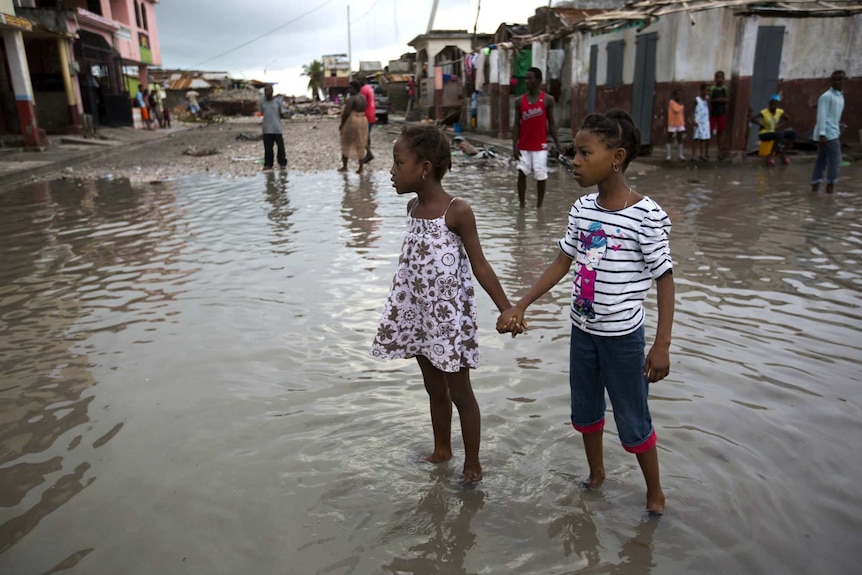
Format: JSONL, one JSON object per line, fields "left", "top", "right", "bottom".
{"left": 612, "top": 162, "right": 620, "bottom": 173}
{"left": 422, "top": 174, "right": 427, "bottom": 180}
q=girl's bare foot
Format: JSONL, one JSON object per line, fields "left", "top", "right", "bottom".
{"left": 356, "top": 168, "right": 363, "bottom": 174}
{"left": 646, "top": 489, "right": 666, "bottom": 515}
{"left": 337, "top": 167, "right": 348, "bottom": 172}
{"left": 424, "top": 450, "right": 452, "bottom": 464}
{"left": 461, "top": 462, "right": 483, "bottom": 484}
{"left": 581, "top": 470, "right": 605, "bottom": 489}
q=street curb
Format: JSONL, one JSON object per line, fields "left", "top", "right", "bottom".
{"left": 0, "top": 128, "right": 191, "bottom": 192}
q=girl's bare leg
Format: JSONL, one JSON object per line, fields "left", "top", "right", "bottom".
{"left": 445, "top": 368, "right": 482, "bottom": 482}
{"left": 338, "top": 156, "right": 348, "bottom": 172}
{"left": 417, "top": 356, "right": 453, "bottom": 463}
{"left": 582, "top": 431, "right": 605, "bottom": 487}
{"left": 636, "top": 446, "right": 666, "bottom": 514}
{"left": 357, "top": 159, "right": 364, "bottom": 175}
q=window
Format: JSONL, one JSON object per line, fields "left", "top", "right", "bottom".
{"left": 141, "top": 3, "right": 148, "bottom": 30}
{"left": 605, "top": 40, "right": 625, "bottom": 89}
{"left": 87, "top": 0, "right": 103, "bottom": 14}
{"left": 135, "top": 1, "right": 141, "bottom": 27}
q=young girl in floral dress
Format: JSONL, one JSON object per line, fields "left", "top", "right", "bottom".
{"left": 371, "top": 125, "right": 519, "bottom": 483}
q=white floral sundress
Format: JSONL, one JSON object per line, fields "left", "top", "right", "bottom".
{"left": 371, "top": 198, "right": 479, "bottom": 372}
{"left": 694, "top": 96, "right": 710, "bottom": 140}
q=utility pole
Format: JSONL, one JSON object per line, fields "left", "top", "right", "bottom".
{"left": 427, "top": 0, "right": 438, "bottom": 33}
{"left": 347, "top": 5, "right": 352, "bottom": 74}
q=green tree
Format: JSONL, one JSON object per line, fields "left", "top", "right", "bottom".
{"left": 301, "top": 60, "right": 325, "bottom": 101}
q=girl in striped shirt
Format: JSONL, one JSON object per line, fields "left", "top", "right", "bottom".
{"left": 497, "top": 110, "right": 675, "bottom": 515}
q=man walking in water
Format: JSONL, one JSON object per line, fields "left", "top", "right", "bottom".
{"left": 512, "top": 67, "right": 561, "bottom": 208}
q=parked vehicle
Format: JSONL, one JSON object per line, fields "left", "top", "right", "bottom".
{"left": 370, "top": 83, "right": 389, "bottom": 124}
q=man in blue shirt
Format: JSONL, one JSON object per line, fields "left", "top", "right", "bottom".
{"left": 810, "top": 70, "right": 845, "bottom": 194}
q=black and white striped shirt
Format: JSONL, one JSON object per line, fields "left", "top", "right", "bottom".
{"left": 558, "top": 193, "right": 673, "bottom": 336}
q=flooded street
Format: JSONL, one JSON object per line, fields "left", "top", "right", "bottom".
{"left": 1, "top": 159, "right": 860, "bottom": 574}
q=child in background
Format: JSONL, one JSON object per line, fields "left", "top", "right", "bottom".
{"left": 691, "top": 83, "right": 711, "bottom": 161}
{"left": 371, "top": 125, "right": 520, "bottom": 484}
{"left": 709, "top": 71, "right": 730, "bottom": 160}
{"left": 666, "top": 90, "right": 685, "bottom": 161}
{"left": 498, "top": 110, "right": 675, "bottom": 514}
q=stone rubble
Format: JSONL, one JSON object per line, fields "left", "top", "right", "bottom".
{"left": 38, "top": 116, "right": 407, "bottom": 183}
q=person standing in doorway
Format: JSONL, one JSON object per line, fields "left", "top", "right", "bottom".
{"left": 259, "top": 85, "right": 286, "bottom": 171}
{"left": 357, "top": 74, "right": 376, "bottom": 163}
{"left": 810, "top": 70, "right": 845, "bottom": 194}
{"left": 512, "top": 67, "right": 562, "bottom": 209}
{"left": 708, "top": 71, "right": 730, "bottom": 160}
{"left": 406, "top": 77, "right": 416, "bottom": 112}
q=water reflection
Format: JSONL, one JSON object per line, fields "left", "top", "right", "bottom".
{"left": 263, "top": 170, "right": 295, "bottom": 255}
{"left": 340, "top": 173, "right": 381, "bottom": 252}
{"left": 383, "top": 477, "right": 485, "bottom": 575}
{"left": 549, "top": 493, "right": 659, "bottom": 575}
{"left": 0, "top": 177, "right": 190, "bottom": 555}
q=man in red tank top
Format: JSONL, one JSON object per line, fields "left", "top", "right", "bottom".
{"left": 512, "top": 67, "right": 562, "bottom": 208}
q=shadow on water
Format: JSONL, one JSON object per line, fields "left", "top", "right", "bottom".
{"left": 0, "top": 160, "right": 859, "bottom": 574}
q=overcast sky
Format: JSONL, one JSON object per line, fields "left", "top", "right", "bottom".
{"left": 153, "top": 0, "right": 548, "bottom": 96}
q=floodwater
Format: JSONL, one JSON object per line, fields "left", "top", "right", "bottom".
{"left": 0, "top": 157, "right": 860, "bottom": 575}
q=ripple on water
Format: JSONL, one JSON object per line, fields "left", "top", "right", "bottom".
{"left": 0, "top": 163, "right": 860, "bottom": 573}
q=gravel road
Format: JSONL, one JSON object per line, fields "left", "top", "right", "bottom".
{"left": 47, "top": 116, "right": 406, "bottom": 182}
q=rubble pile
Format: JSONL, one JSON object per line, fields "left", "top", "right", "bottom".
{"left": 206, "top": 88, "right": 264, "bottom": 116}
{"left": 285, "top": 100, "right": 341, "bottom": 119}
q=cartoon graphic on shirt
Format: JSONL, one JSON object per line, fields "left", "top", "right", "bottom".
{"left": 573, "top": 222, "right": 608, "bottom": 319}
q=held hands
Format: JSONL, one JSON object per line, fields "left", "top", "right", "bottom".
{"left": 644, "top": 343, "right": 671, "bottom": 383}
{"left": 496, "top": 307, "right": 527, "bottom": 338}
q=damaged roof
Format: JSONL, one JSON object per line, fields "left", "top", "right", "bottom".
{"left": 513, "top": 0, "right": 862, "bottom": 40}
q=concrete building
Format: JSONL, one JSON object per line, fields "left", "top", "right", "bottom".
{"left": 1, "top": 0, "right": 46, "bottom": 147}
{"left": 322, "top": 53, "right": 349, "bottom": 101}
{"left": 485, "top": 0, "right": 860, "bottom": 154}
{"left": 1, "top": 0, "right": 162, "bottom": 144}
{"left": 408, "top": 30, "right": 492, "bottom": 122}
{"left": 567, "top": 0, "right": 861, "bottom": 153}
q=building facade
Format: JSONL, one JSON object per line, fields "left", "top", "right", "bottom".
{"left": 0, "top": 0, "right": 162, "bottom": 146}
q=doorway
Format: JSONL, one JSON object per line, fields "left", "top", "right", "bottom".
{"left": 632, "top": 32, "right": 658, "bottom": 147}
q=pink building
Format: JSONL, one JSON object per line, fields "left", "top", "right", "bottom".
{"left": 0, "top": 0, "right": 162, "bottom": 147}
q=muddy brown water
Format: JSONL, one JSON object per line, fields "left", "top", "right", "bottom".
{"left": 0, "top": 159, "right": 860, "bottom": 574}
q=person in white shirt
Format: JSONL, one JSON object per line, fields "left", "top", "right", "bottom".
{"left": 259, "top": 85, "right": 286, "bottom": 170}
{"left": 810, "top": 70, "right": 845, "bottom": 194}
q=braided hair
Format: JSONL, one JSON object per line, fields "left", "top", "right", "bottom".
{"left": 580, "top": 109, "right": 641, "bottom": 170}
{"left": 400, "top": 125, "right": 452, "bottom": 181}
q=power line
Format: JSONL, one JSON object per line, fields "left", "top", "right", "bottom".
{"left": 190, "top": 0, "right": 338, "bottom": 68}
{"left": 350, "top": 0, "right": 380, "bottom": 25}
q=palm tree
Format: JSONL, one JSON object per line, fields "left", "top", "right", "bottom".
{"left": 301, "top": 60, "right": 325, "bottom": 101}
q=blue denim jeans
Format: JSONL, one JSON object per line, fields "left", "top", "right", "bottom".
{"left": 569, "top": 325, "right": 656, "bottom": 453}
{"left": 810, "top": 138, "right": 841, "bottom": 185}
